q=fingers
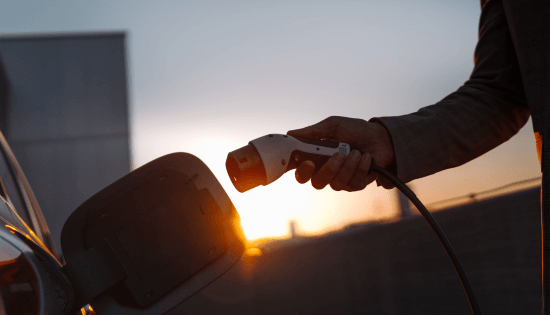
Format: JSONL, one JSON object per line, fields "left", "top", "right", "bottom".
{"left": 311, "top": 152, "right": 345, "bottom": 190}
{"left": 295, "top": 151, "right": 376, "bottom": 192}
{"left": 376, "top": 176, "right": 395, "bottom": 190}
{"left": 287, "top": 117, "right": 338, "bottom": 140}
{"left": 330, "top": 150, "right": 361, "bottom": 191}
{"left": 345, "top": 153, "right": 375, "bottom": 191}
{"left": 295, "top": 160, "right": 315, "bottom": 184}
{"left": 287, "top": 116, "right": 396, "bottom": 192}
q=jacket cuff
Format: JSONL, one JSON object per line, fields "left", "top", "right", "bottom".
{"left": 368, "top": 116, "right": 413, "bottom": 188}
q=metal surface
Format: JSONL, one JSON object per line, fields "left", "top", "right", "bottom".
{"left": 0, "top": 130, "right": 57, "bottom": 259}
{"left": 0, "top": 224, "right": 67, "bottom": 315}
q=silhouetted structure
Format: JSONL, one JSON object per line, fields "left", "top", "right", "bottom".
{"left": 290, "top": 220, "right": 297, "bottom": 238}
{"left": 396, "top": 183, "right": 414, "bottom": 218}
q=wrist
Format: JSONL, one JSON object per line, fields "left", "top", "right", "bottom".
{"left": 369, "top": 119, "right": 396, "bottom": 168}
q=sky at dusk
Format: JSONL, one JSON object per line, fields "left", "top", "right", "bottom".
{"left": 1, "top": 0, "right": 541, "bottom": 240}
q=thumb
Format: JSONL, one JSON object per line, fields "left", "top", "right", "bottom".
{"left": 287, "top": 117, "right": 337, "bottom": 140}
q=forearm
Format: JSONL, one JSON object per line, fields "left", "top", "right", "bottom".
{"left": 374, "top": 86, "right": 530, "bottom": 184}
{"left": 372, "top": 0, "right": 530, "bottom": 184}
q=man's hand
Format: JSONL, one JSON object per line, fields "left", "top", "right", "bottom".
{"left": 287, "top": 116, "right": 395, "bottom": 191}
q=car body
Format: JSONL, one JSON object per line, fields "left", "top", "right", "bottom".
{"left": 0, "top": 130, "right": 71, "bottom": 314}
{"left": 0, "top": 130, "right": 245, "bottom": 315}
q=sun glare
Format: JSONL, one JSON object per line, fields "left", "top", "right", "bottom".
{"left": 230, "top": 176, "right": 310, "bottom": 240}
{"left": 149, "top": 134, "right": 398, "bottom": 243}
{"left": 186, "top": 135, "right": 313, "bottom": 241}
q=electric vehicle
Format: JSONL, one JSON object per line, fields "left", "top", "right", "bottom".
{"left": 0, "top": 130, "right": 246, "bottom": 315}
{"left": 0, "top": 128, "right": 481, "bottom": 315}
{"left": 0, "top": 130, "right": 64, "bottom": 314}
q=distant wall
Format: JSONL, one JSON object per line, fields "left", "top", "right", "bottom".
{"left": 173, "top": 187, "right": 541, "bottom": 315}
{"left": 0, "top": 58, "right": 8, "bottom": 135}
{"left": 0, "top": 33, "right": 130, "bottom": 256}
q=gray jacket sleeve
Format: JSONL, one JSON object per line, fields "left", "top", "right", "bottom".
{"left": 372, "top": 0, "right": 531, "bottom": 185}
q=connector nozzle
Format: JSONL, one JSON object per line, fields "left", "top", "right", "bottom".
{"left": 226, "top": 144, "right": 267, "bottom": 193}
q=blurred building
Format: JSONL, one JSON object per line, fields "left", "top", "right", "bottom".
{"left": 0, "top": 32, "right": 130, "bottom": 256}
{"left": 289, "top": 220, "right": 297, "bottom": 239}
{"left": 0, "top": 60, "right": 7, "bottom": 135}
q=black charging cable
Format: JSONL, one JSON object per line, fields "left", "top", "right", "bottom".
{"left": 370, "top": 163, "right": 481, "bottom": 315}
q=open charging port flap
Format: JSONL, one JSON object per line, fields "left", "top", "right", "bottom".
{"left": 60, "top": 153, "right": 246, "bottom": 314}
